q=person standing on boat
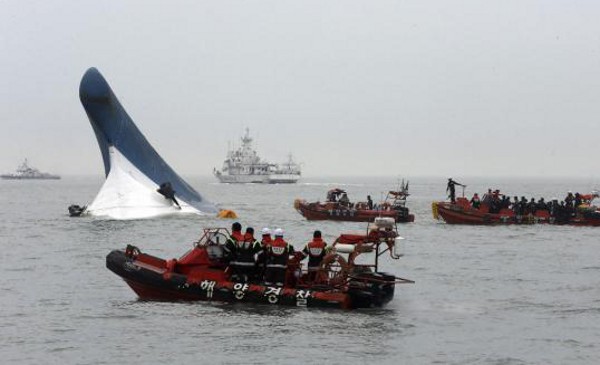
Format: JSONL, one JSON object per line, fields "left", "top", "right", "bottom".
{"left": 367, "top": 195, "right": 374, "bottom": 210}
{"left": 446, "top": 178, "right": 465, "bottom": 203}
{"left": 301, "top": 230, "right": 329, "bottom": 282}
{"left": 256, "top": 227, "right": 272, "bottom": 281}
{"left": 264, "top": 228, "right": 295, "bottom": 286}
{"left": 339, "top": 193, "right": 350, "bottom": 208}
{"left": 233, "top": 227, "right": 261, "bottom": 283}
{"left": 224, "top": 222, "right": 246, "bottom": 281}
{"left": 470, "top": 193, "right": 481, "bottom": 209}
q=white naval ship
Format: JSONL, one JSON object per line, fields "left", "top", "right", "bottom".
{"left": 213, "top": 129, "right": 301, "bottom": 184}
{"left": 1, "top": 159, "right": 61, "bottom": 180}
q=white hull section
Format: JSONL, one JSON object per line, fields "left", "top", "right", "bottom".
{"left": 87, "top": 147, "right": 203, "bottom": 220}
{"left": 215, "top": 173, "right": 300, "bottom": 184}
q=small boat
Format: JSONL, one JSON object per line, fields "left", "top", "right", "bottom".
{"left": 294, "top": 183, "right": 414, "bottom": 223}
{"left": 1, "top": 159, "right": 60, "bottom": 180}
{"left": 106, "top": 218, "right": 413, "bottom": 309}
{"left": 213, "top": 128, "right": 301, "bottom": 184}
{"left": 433, "top": 194, "right": 600, "bottom": 226}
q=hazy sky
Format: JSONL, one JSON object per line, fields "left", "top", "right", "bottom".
{"left": 1, "top": 1, "right": 599, "bottom": 178}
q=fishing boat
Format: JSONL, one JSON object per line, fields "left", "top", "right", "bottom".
{"left": 1, "top": 159, "right": 60, "bottom": 180}
{"left": 433, "top": 192, "right": 600, "bottom": 226}
{"left": 213, "top": 128, "right": 301, "bottom": 184}
{"left": 294, "top": 182, "right": 414, "bottom": 223}
{"left": 106, "top": 218, "right": 413, "bottom": 309}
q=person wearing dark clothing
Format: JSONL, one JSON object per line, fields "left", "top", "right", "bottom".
{"left": 339, "top": 193, "right": 350, "bottom": 207}
{"left": 301, "top": 230, "right": 329, "bottom": 282}
{"left": 264, "top": 228, "right": 295, "bottom": 286}
{"left": 511, "top": 196, "right": 519, "bottom": 214}
{"left": 470, "top": 193, "right": 481, "bottom": 209}
{"left": 502, "top": 196, "right": 511, "bottom": 209}
{"left": 367, "top": 195, "right": 374, "bottom": 210}
{"left": 549, "top": 198, "right": 559, "bottom": 217}
{"left": 157, "top": 182, "right": 181, "bottom": 208}
{"left": 224, "top": 223, "right": 260, "bottom": 282}
{"left": 519, "top": 196, "right": 528, "bottom": 215}
{"left": 255, "top": 227, "right": 272, "bottom": 281}
{"left": 231, "top": 226, "right": 261, "bottom": 283}
{"left": 574, "top": 193, "right": 582, "bottom": 208}
{"left": 482, "top": 189, "right": 493, "bottom": 205}
{"left": 565, "top": 192, "right": 575, "bottom": 210}
{"left": 527, "top": 198, "right": 537, "bottom": 215}
{"left": 446, "top": 178, "right": 465, "bottom": 203}
{"left": 536, "top": 198, "right": 547, "bottom": 211}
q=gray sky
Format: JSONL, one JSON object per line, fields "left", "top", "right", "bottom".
{"left": 1, "top": 0, "right": 599, "bottom": 178}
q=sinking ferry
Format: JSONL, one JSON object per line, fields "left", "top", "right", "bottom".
{"left": 77, "top": 68, "right": 217, "bottom": 220}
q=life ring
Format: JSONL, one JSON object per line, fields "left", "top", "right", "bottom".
{"left": 316, "top": 253, "right": 349, "bottom": 287}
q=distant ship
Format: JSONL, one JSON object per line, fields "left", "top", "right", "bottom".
{"left": 1, "top": 159, "right": 60, "bottom": 180}
{"left": 213, "top": 128, "right": 301, "bottom": 184}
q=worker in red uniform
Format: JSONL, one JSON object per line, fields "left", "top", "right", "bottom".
{"left": 301, "top": 230, "right": 329, "bottom": 282}
{"left": 264, "top": 228, "right": 294, "bottom": 286}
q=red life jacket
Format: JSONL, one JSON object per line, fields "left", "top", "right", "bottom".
{"left": 303, "top": 238, "right": 327, "bottom": 268}
{"left": 230, "top": 231, "right": 243, "bottom": 242}
{"left": 305, "top": 238, "right": 326, "bottom": 257}
{"left": 267, "top": 237, "right": 291, "bottom": 267}
{"left": 269, "top": 237, "right": 289, "bottom": 256}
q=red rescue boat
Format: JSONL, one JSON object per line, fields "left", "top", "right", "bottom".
{"left": 294, "top": 185, "right": 414, "bottom": 223}
{"left": 433, "top": 196, "right": 600, "bottom": 226}
{"left": 106, "top": 218, "right": 414, "bottom": 309}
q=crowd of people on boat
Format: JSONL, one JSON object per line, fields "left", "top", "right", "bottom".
{"left": 326, "top": 189, "right": 396, "bottom": 211}
{"left": 466, "top": 189, "right": 594, "bottom": 220}
{"left": 223, "top": 222, "right": 329, "bottom": 286}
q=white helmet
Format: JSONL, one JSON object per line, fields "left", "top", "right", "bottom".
{"left": 261, "top": 227, "right": 271, "bottom": 235}
{"left": 274, "top": 228, "right": 284, "bottom": 237}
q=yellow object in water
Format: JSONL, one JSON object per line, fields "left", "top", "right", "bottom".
{"left": 431, "top": 202, "right": 439, "bottom": 220}
{"left": 218, "top": 209, "right": 238, "bottom": 219}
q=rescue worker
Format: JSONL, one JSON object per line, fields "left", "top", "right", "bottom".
{"left": 482, "top": 189, "right": 493, "bottom": 205}
{"left": 574, "top": 193, "right": 582, "bottom": 208}
{"left": 264, "top": 228, "right": 294, "bottom": 286}
{"left": 255, "top": 227, "right": 272, "bottom": 281}
{"left": 565, "top": 192, "right": 574, "bottom": 210}
{"left": 367, "top": 195, "right": 374, "bottom": 210}
{"left": 224, "top": 222, "right": 260, "bottom": 283}
{"left": 446, "top": 178, "right": 465, "bottom": 203}
{"left": 519, "top": 196, "right": 528, "bottom": 215}
{"left": 527, "top": 198, "right": 537, "bottom": 215}
{"left": 339, "top": 193, "right": 350, "bottom": 207}
{"left": 537, "top": 197, "right": 547, "bottom": 211}
{"left": 237, "top": 227, "right": 261, "bottom": 282}
{"left": 301, "top": 230, "right": 329, "bottom": 282}
{"left": 223, "top": 222, "right": 243, "bottom": 263}
{"left": 511, "top": 196, "right": 519, "bottom": 213}
{"left": 470, "top": 193, "right": 481, "bottom": 209}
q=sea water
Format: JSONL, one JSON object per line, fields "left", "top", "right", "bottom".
{"left": 1, "top": 176, "right": 598, "bottom": 364}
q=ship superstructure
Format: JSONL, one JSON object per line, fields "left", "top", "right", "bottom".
{"left": 213, "top": 129, "right": 301, "bottom": 183}
{"left": 1, "top": 159, "right": 60, "bottom": 180}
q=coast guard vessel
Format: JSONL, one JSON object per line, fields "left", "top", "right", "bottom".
{"left": 1, "top": 159, "right": 60, "bottom": 180}
{"left": 213, "top": 129, "right": 301, "bottom": 184}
